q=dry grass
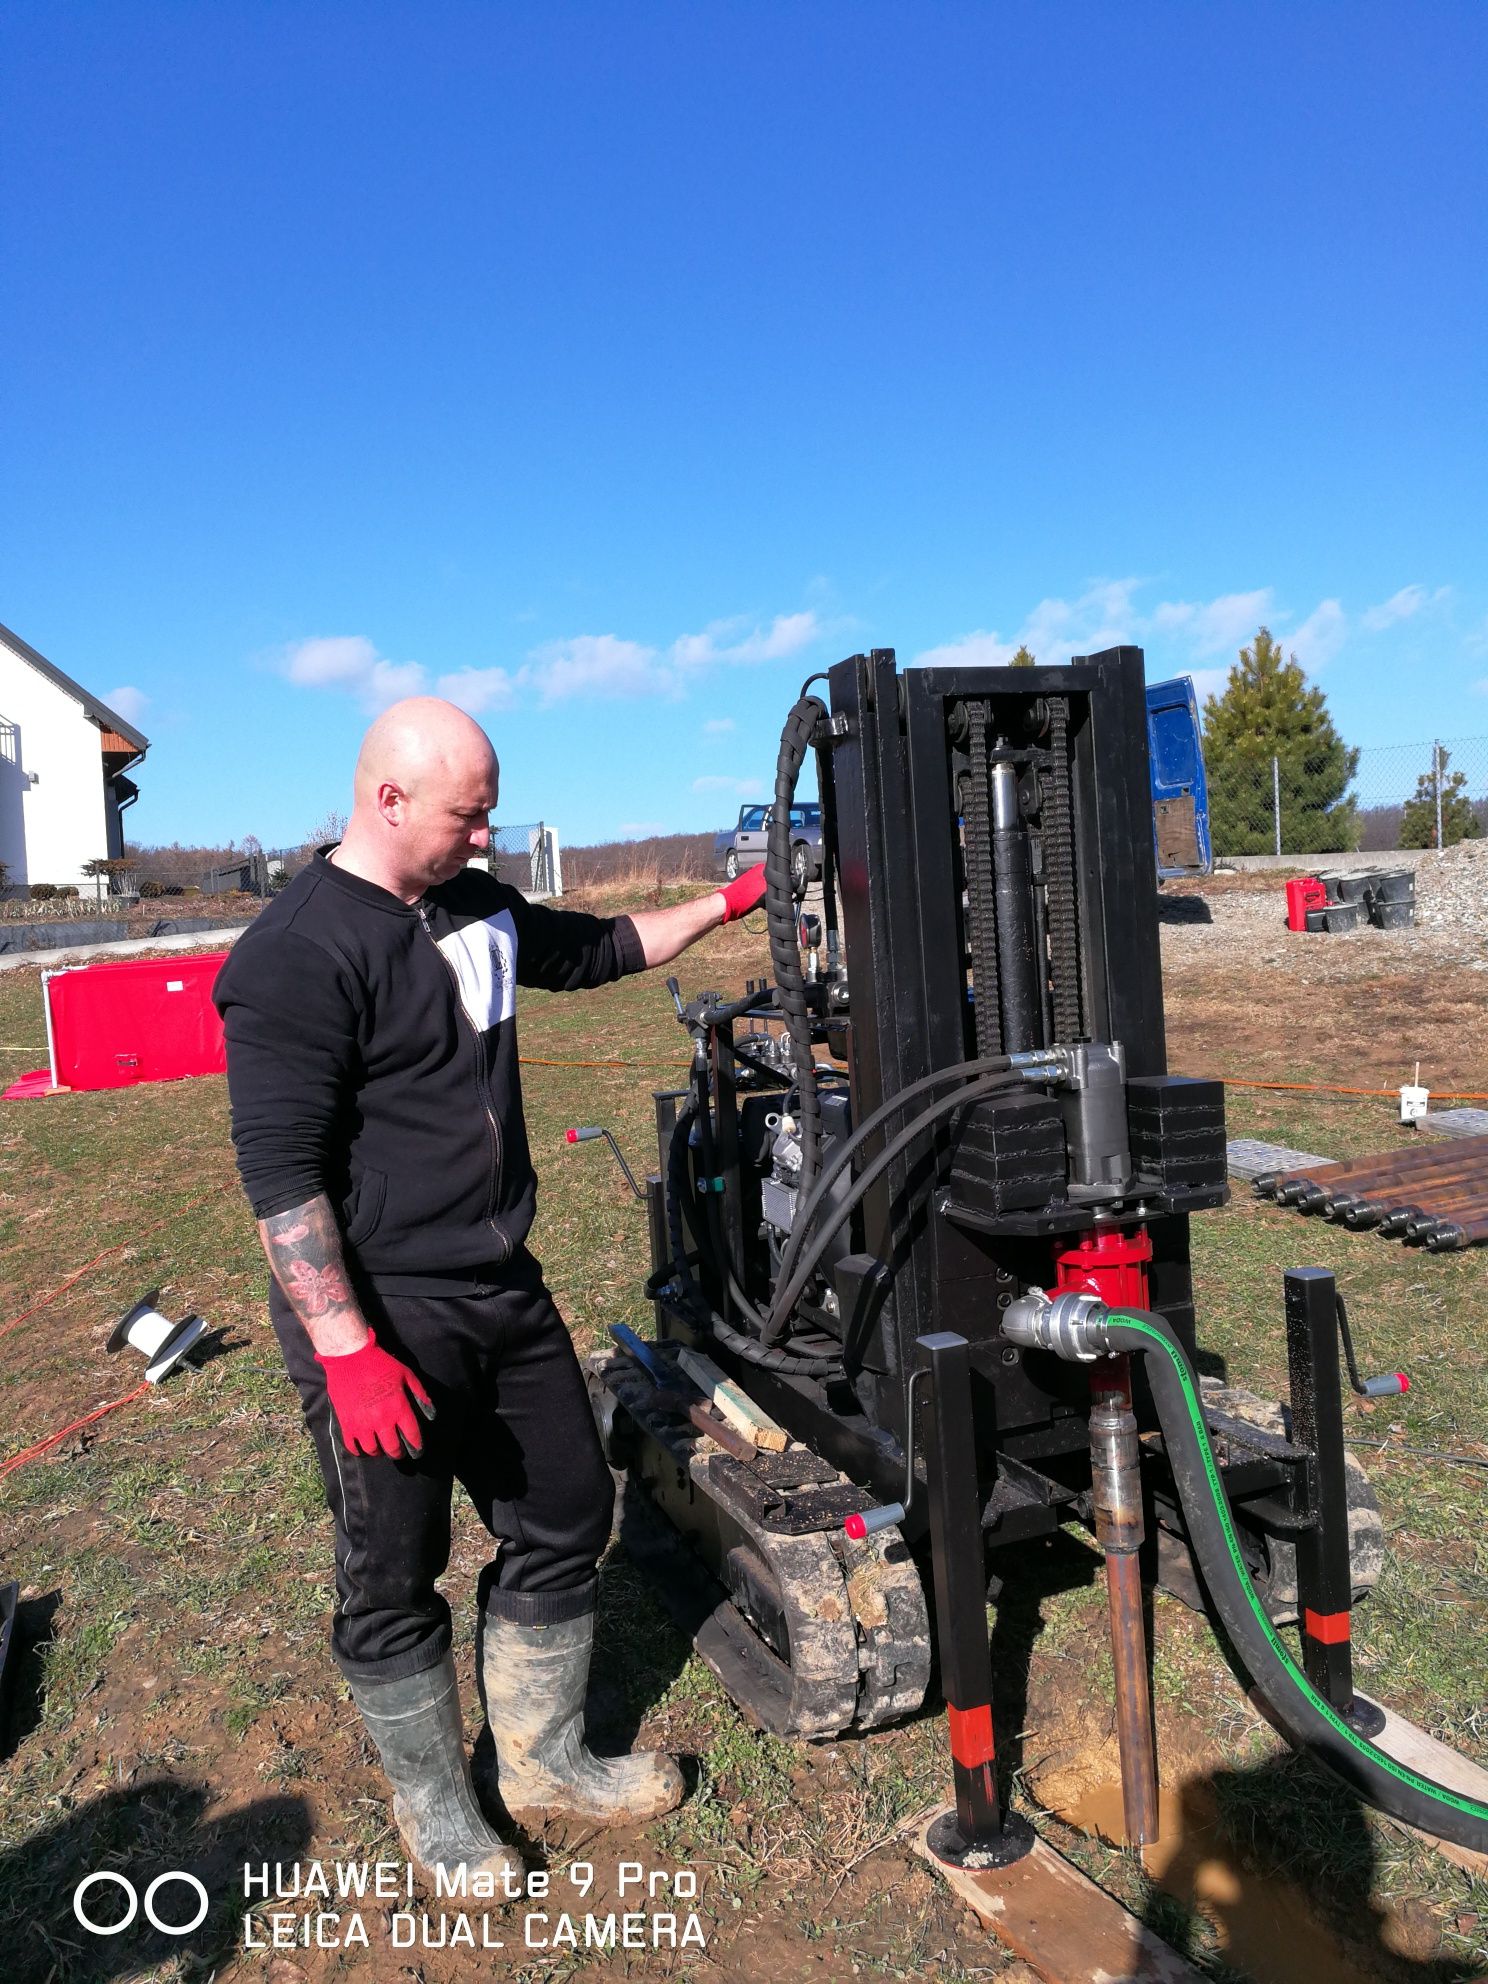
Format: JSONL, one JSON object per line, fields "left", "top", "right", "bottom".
{"left": 3, "top": 909, "right": 1488, "bottom": 1981}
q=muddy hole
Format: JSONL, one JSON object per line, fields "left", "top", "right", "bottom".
{"left": 1055, "top": 1776, "right": 1424, "bottom": 1984}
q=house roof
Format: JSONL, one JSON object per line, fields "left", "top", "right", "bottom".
{"left": 0, "top": 618, "right": 150, "bottom": 753}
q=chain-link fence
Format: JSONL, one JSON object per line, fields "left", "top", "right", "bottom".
{"left": 487, "top": 823, "right": 560, "bottom": 899}
{"left": 1209, "top": 734, "right": 1488, "bottom": 858}
{"left": 201, "top": 824, "right": 561, "bottom": 900}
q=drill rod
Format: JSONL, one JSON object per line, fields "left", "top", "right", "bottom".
{"left": 1090, "top": 1355, "right": 1158, "bottom": 1847}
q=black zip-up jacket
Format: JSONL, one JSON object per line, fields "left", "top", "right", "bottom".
{"left": 214, "top": 852, "right": 644, "bottom": 1291}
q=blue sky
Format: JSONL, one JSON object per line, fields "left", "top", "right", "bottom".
{"left": 5, "top": 3, "right": 1486, "bottom": 850}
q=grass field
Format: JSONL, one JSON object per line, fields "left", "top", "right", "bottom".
{"left": 2, "top": 892, "right": 1487, "bottom": 1983}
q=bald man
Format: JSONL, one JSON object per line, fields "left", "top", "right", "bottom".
{"left": 214, "top": 697, "right": 766, "bottom": 1889}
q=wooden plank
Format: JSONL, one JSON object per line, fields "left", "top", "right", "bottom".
{"left": 913, "top": 1813, "right": 1204, "bottom": 1984}
{"left": 676, "top": 1347, "right": 788, "bottom": 1449}
{"left": 1372, "top": 1705, "right": 1488, "bottom": 1878}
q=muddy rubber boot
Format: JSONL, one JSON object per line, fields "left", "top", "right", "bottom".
{"left": 480, "top": 1604, "right": 685, "bottom": 1826}
{"left": 349, "top": 1655, "right": 525, "bottom": 1887}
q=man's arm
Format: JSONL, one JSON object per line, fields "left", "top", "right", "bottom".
{"left": 257, "top": 1195, "right": 434, "bottom": 1457}
{"left": 257, "top": 1195, "right": 371, "bottom": 1356}
{"left": 217, "top": 931, "right": 432, "bottom": 1457}
{"left": 627, "top": 866, "right": 768, "bottom": 968}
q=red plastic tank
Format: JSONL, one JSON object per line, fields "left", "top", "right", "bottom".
{"left": 46, "top": 952, "right": 229, "bottom": 1091}
{"left": 1285, "top": 877, "right": 1329, "bottom": 931}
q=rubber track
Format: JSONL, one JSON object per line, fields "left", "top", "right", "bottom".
{"left": 592, "top": 1353, "right": 930, "bottom": 1739}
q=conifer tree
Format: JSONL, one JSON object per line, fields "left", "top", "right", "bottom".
{"left": 1010, "top": 645, "right": 1036, "bottom": 667}
{"left": 1202, "top": 627, "right": 1360, "bottom": 854}
{"left": 1398, "top": 747, "right": 1483, "bottom": 848}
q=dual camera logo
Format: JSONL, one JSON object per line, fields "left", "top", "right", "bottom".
{"left": 73, "top": 1870, "right": 210, "bottom": 1937}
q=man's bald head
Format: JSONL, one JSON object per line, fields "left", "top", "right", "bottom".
{"left": 355, "top": 697, "right": 499, "bottom": 804}
{"left": 334, "top": 697, "right": 501, "bottom": 902}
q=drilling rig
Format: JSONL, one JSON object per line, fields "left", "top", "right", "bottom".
{"left": 584, "top": 646, "right": 1488, "bottom": 1866}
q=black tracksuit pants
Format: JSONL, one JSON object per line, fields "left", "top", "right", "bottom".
{"left": 270, "top": 1247, "right": 614, "bottom": 1681}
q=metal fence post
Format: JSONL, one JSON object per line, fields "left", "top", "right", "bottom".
{"left": 1272, "top": 753, "right": 1282, "bottom": 856}
{"left": 1434, "top": 740, "right": 1444, "bottom": 851}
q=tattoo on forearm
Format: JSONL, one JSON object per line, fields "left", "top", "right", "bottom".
{"left": 261, "top": 1197, "right": 356, "bottom": 1321}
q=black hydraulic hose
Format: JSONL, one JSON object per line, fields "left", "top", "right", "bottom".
{"left": 770, "top": 1052, "right": 1018, "bottom": 1333}
{"left": 690, "top": 1052, "right": 734, "bottom": 1329}
{"left": 767, "top": 696, "right": 828, "bottom": 1191}
{"left": 765, "top": 1071, "right": 1023, "bottom": 1342}
{"left": 665, "top": 1105, "right": 838, "bottom": 1375}
{"left": 1103, "top": 1306, "right": 1488, "bottom": 1852}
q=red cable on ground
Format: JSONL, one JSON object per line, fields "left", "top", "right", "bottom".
{"left": 0, "top": 1185, "right": 221, "bottom": 1342}
{"left": 1223, "top": 1078, "right": 1488, "bottom": 1103}
{"left": 0, "top": 1382, "right": 152, "bottom": 1480}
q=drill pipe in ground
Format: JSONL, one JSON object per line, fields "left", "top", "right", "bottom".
{"left": 1089, "top": 1357, "right": 1158, "bottom": 1849}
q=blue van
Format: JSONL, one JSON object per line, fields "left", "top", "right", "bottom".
{"left": 1145, "top": 676, "right": 1212, "bottom": 879}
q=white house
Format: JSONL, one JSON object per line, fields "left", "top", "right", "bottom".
{"left": 0, "top": 620, "right": 149, "bottom": 891}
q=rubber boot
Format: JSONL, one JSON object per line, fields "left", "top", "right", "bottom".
{"left": 480, "top": 1603, "right": 685, "bottom": 1826}
{"left": 349, "top": 1655, "right": 525, "bottom": 1887}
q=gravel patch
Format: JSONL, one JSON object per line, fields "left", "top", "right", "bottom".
{"left": 1158, "top": 845, "right": 1488, "bottom": 979}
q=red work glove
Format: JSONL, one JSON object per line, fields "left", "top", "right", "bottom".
{"left": 316, "top": 1338, "right": 436, "bottom": 1458}
{"left": 716, "top": 864, "right": 768, "bottom": 923}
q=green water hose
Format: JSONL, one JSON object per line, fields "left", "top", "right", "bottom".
{"left": 1098, "top": 1307, "right": 1488, "bottom": 1851}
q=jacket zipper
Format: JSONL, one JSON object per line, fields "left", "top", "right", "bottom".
{"left": 418, "top": 905, "right": 507, "bottom": 1251}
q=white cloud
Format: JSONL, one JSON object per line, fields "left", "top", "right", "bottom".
{"left": 103, "top": 684, "right": 149, "bottom": 725}
{"left": 525, "top": 634, "right": 665, "bottom": 703}
{"left": 1019, "top": 579, "right": 1142, "bottom": 663}
{"left": 1362, "top": 584, "right": 1450, "bottom": 632}
{"left": 912, "top": 630, "right": 1019, "bottom": 670}
{"left": 282, "top": 604, "right": 826, "bottom": 713}
{"left": 673, "top": 611, "right": 821, "bottom": 670}
{"left": 691, "top": 774, "right": 763, "bottom": 796}
{"left": 912, "top": 580, "right": 1143, "bottom": 673}
{"left": 282, "top": 635, "right": 427, "bottom": 710}
{"left": 1285, "top": 598, "right": 1346, "bottom": 672}
{"left": 434, "top": 666, "right": 517, "bottom": 715}
{"left": 1185, "top": 666, "right": 1232, "bottom": 706}
{"left": 702, "top": 717, "right": 736, "bottom": 735}
{"left": 1150, "top": 589, "right": 1274, "bottom": 657}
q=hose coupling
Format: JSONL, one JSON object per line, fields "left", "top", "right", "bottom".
{"left": 1001, "top": 1288, "right": 1114, "bottom": 1363}
{"left": 1009, "top": 1046, "right": 1072, "bottom": 1083}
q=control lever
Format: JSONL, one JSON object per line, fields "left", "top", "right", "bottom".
{"left": 1335, "top": 1291, "right": 1409, "bottom": 1399}
{"left": 563, "top": 1125, "right": 644, "bottom": 1200}
{"left": 843, "top": 1367, "right": 925, "bottom": 1539}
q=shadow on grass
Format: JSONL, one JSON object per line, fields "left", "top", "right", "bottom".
{"left": 976, "top": 1528, "right": 1480, "bottom": 1978}
{"left": 1, "top": 1588, "right": 61, "bottom": 1760}
{"left": 0, "top": 1776, "right": 312, "bottom": 1984}
{"left": 1135, "top": 1748, "right": 1484, "bottom": 1983}
{"left": 986, "top": 1527, "right": 1105, "bottom": 1785}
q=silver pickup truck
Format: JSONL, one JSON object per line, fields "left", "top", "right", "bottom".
{"left": 714, "top": 802, "right": 824, "bottom": 890}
